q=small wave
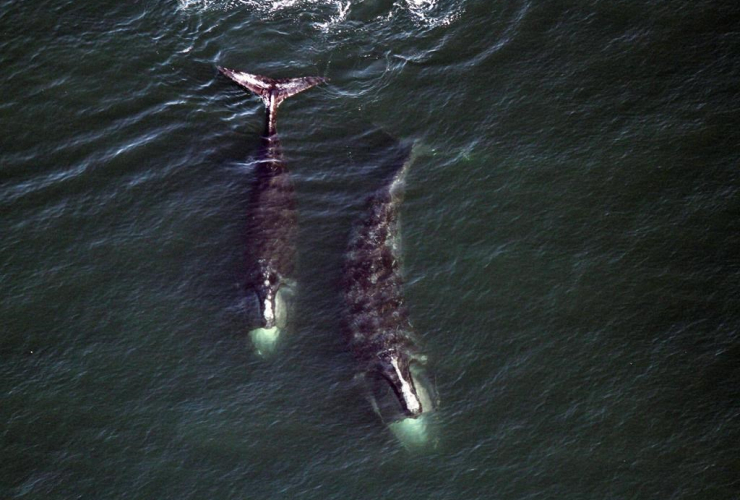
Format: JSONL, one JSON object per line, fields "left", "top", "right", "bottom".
{"left": 177, "top": 0, "right": 336, "bottom": 14}
{"left": 178, "top": 0, "right": 463, "bottom": 30}
{"left": 403, "top": 0, "right": 462, "bottom": 27}
{"left": 313, "top": 1, "right": 351, "bottom": 31}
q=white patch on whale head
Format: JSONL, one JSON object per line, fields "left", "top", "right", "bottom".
{"left": 389, "top": 355, "right": 422, "bottom": 415}
{"left": 263, "top": 294, "right": 274, "bottom": 324}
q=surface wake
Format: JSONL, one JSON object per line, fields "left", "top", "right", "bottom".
{"left": 177, "top": 0, "right": 463, "bottom": 29}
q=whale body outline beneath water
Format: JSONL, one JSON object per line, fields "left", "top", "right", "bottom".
{"left": 342, "top": 141, "right": 439, "bottom": 444}
{"left": 217, "top": 66, "right": 326, "bottom": 356}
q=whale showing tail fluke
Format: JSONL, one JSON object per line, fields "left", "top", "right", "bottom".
{"left": 217, "top": 66, "right": 326, "bottom": 357}
{"left": 218, "top": 67, "right": 327, "bottom": 136}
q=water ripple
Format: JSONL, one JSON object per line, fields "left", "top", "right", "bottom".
{"left": 178, "top": 0, "right": 464, "bottom": 30}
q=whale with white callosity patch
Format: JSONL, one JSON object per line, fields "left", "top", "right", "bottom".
{"left": 342, "top": 140, "right": 439, "bottom": 447}
{"left": 217, "top": 66, "right": 326, "bottom": 356}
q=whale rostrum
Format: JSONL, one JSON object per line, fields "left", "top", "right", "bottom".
{"left": 218, "top": 66, "right": 326, "bottom": 355}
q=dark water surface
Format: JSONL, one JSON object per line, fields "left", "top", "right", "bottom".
{"left": 2, "top": 0, "right": 739, "bottom": 498}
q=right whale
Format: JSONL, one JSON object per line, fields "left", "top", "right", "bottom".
{"left": 217, "top": 66, "right": 326, "bottom": 356}
{"left": 342, "top": 141, "right": 439, "bottom": 445}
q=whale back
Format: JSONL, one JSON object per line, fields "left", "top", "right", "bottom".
{"left": 343, "top": 141, "right": 416, "bottom": 359}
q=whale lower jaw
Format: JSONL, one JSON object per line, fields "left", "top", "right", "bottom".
{"left": 249, "top": 326, "right": 281, "bottom": 357}
{"left": 388, "top": 370, "right": 439, "bottom": 450}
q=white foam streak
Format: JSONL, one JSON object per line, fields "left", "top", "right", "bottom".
{"left": 177, "top": 0, "right": 463, "bottom": 30}
{"left": 314, "top": 1, "right": 351, "bottom": 31}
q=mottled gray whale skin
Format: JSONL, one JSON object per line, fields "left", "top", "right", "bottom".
{"left": 343, "top": 143, "right": 437, "bottom": 423}
{"left": 218, "top": 67, "right": 326, "bottom": 355}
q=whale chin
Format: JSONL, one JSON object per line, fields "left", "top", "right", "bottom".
{"left": 249, "top": 326, "right": 281, "bottom": 357}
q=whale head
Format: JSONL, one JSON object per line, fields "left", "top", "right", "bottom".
{"left": 359, "top": 349, "right": 439, "bottom": 448}
{"left": 248, "top": 277, "right": 291, "bottom": 357}
{"left": 370, "top": 349, "right": 424, "bottom": 419}
{"left": 255, "top": 271, "right": 280, "bottom": 327}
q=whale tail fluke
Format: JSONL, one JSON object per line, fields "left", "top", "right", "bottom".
{"left": 218, "top": 66, "right": 326, "bottom": 110}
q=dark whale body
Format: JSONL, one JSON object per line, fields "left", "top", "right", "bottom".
{"left": 343, "top": 143, "right": 438, "bottom": 424}
{"left": 218, "top": 67, "right": 326, "bottom": 355}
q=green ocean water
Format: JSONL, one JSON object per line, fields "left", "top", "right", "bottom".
{"left": 2, "top": 1, "right": 739, "bottom": 498}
